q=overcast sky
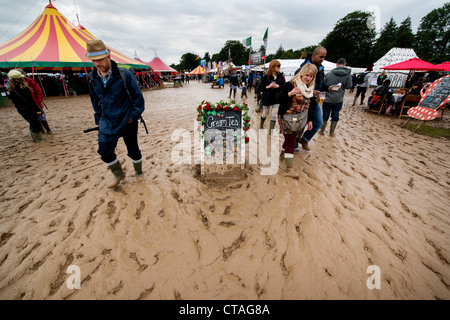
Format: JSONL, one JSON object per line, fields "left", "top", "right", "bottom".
{"left": 0, "top": 0, "right": 445, "bottom": 66}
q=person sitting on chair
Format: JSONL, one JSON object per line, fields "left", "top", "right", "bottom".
{"left": 368, "top": 79, "right": 394, "bottom": 109}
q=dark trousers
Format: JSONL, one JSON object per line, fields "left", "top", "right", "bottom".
{"left": 98, "top": 121, "right": 142, "bottom": 164}
{"left": 355, "top": 86, "right": 368, "bottom": 100}
{"left": 322, "top": 101, "right": 343, "bottom": 122}
{"left": 17, "top": 109, "right": 42, "bottom": 133}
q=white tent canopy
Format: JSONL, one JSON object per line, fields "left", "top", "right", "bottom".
{"left": 371, "top": 47, "right": 419, "bottom": 87}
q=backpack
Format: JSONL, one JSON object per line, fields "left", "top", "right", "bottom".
{"left": 88, "top": 66, "right": 148, "bottom": 134}
{"left": 355, "top": 72, "right": 366, "bottom": 85}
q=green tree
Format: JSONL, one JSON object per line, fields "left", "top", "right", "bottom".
{"left": 298, "top": 45, "right": 317, "bottom": 58}
{"left": 415, "top": 3, "right": 450, "bottom": 61}
{"left": 211, "top": 40, "right": 249, "bottom": 65}
{"left": 395, "top": 17, "right": 416, "bottom": 49}
{"left": 372, "top": 17, "right": 398, "bottom": 61}
{"left": 320, "top": 10, "right": 376, "bottom": 66}
{"left": 281, "top": 49, "right": 302, "bottom": 59}
{"left": 274, "top": 45, "right": 285, "bottom": 59}
{"left": 177, "top": 52, "right": 198, "bottom": 73}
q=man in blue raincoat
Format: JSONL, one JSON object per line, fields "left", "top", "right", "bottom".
{"left": 86, "top": 39, "right": 145, "bottom": 189}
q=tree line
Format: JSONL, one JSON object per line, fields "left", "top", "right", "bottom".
{"left": 170, "top": 3, "right": 449, "bottom": 72}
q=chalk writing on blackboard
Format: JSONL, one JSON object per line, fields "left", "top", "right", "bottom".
{"left": 204, "top": 110, "right": 243, "bottom": 164}
{"left": 419, "top": 76, "right": 450, "bottom": 110}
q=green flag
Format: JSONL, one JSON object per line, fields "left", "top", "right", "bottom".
{"left": 242, "top": 36, "right": 252, "bottom": 47}
{"left": 263, "top": 27, "right": 268, "bottom": 48}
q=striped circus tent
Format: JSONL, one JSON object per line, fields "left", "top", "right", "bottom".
{"left": 0, "top": 1, "right": 148, "bottom": 71}
{"left": 189, "top": 65, "right": 205, "bottom": 75}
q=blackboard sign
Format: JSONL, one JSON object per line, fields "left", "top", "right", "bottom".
{"left": 419, "top": 75, "right": 450, "bottom": 110}
{"left": 203, "top": 110, "right": 243, "bottom": 165}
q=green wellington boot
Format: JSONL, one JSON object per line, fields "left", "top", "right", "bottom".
{"left": 107, "top": 160, "right": 126, "bottom": 189}
{"left": 133, "top": 159, "right": 143, "bottom": 179}
{"left": 269, "top": 121, "right": 276, "bottom": 135}
{"left": 282, "top": 157, "right": 299, "bottom": 179}
{"left": 330, "top": 121, "right": 338, "bottom": 136}
{"left": 319, "top": 121, "right": 328, "bottom": 135}
{"left": 30, "top": 131, "right": 44, "bottom": 142}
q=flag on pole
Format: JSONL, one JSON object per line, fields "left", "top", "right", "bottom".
{"left": 195, "top": 54, "right": 200, "bottom": 61}
{"left": 242, "top": 36, "right": 252, "bottom": 47}
{"left": 263, "top": 27, "right": 268, "bottom": 48}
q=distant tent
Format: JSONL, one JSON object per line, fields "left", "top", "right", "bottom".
{"left": 0, "top": 1, "right": 148, "bottom": 71}
{"left": 148, "top": 56, "right": 178, "bottom": 76}
{"left": 189, "top": 65, "right": 205, "bottom": 75}
{"left": 372, "top": 48, "right": 419, "bottom": 87}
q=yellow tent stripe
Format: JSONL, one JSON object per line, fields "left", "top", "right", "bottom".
{"left": 55, "top": 16, "right": 83, "bottom": 62}
{"left": 0, "top": 15, "right": 45, "bottom": 56}
{"left": 15, "top": 14, "right": 51, "bottom": 62}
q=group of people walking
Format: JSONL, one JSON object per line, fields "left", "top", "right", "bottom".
{"left": 6, "top": 41, "right": 367, "bottom": 187}
{"left": 255, "top": 46, "right": 352, "bottom": 178}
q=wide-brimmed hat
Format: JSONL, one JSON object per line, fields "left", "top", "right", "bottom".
{"left": 8, "top": 69, "right": 25, "bottom": 79}
{"left": 85, "top": 39, "right": 110, "bottom": 60}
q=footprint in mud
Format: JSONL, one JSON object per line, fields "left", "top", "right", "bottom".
{"left": 106, "top": 201, "right": 116, "bottom": 219}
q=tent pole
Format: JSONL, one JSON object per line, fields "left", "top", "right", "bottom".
{"left": 60, "top": 67, "right": 69, "bottom": 97}
{"left": 36, "top": 73, "right": 47, "bottom": 97}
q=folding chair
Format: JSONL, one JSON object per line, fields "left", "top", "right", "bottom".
{"left": 367, "top": 93, "right": 386, "bottom": 114}
{"left": 398, "top": 95, "right": 421, "bottom": 119}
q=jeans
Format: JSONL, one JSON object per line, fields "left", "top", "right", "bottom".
{"left": 322, "top": 101, "right": 343, "bottom": 122}
{"left": 98, "top": 120, "right": 142, "bottom": 164}
{"left": 302, "top": 102, "right": 323, "bottom": 142}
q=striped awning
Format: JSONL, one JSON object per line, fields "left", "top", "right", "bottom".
{"left": 0, "top": 1, "right": 148, "bottom": 71}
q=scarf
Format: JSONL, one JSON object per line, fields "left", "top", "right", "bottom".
{"left": 295, "top": 79, "right": 315, "bottom": 98}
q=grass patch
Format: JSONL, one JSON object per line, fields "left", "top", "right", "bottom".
{"left": 404, "top": 123, "right": 450, "bottom": 138}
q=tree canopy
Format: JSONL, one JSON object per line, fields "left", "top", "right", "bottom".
{"left": 320, "top": 11, "right": 376, "bottom": 67}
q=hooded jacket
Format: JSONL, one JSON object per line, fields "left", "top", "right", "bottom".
{"left": 88, "top": 59, "right": 145, "bottom": 140}
{"left": 324, "top": 66, "right": 352, "bottom": 103}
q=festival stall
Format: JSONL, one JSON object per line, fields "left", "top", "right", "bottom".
{"left": 148, "top": 57, "right": 179, "bottom": 77}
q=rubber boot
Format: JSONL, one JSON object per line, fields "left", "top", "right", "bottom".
{"left": 283, "top": 156, "right": 299, "bottom": 179}
{"left": 352, "top": 97, "right": 357, "bottom": 106}
{"left": 41, "top": 121, "right": 52, "bottom": 134}
{"left": 319, "top": 120, "right": 327, "bottom": 135}
{"left": 269, "top": 121, "right": 276, "bottom": 135}
{"left": 299, "top": 137, "right": 310, "bottom": 151}
{"left": 260, "top": 117, "right": 266, "bottom": 129}
{"left": 330, "top": 121, "right": 338, "bottom": 136}
{"left": 360, "top": 96, "right": 364, "bottom": 105}
{"left": 133, "top": 159, "right": 143, "bottom": 179}
{"left": 107, "top": 160, "right": 125, "bottom": 189}
{"left": 30, "top": 131, "right": 44, "bottom": 142}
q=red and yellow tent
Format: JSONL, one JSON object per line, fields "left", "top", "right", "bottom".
{"left": 0, "top": 1, "right": 148, "bottom": 71}
{"left": 189, "top": 65, "right": 205, "bottom": 75}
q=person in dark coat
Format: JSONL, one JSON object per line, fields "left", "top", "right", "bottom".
{"left": 18, "top": 69, "right": 52, "bottom": 134}
{"left": 294, "top": 46, "right": 327, "bottom": 150}
{"left": 260, "top": 60, "right": 286, "bottom": 134}
{"left": 7, "top": 69, "right": 45, "bottom": 142}
{"left": 86, "top": 39, "right": 145, "bottom": 189}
